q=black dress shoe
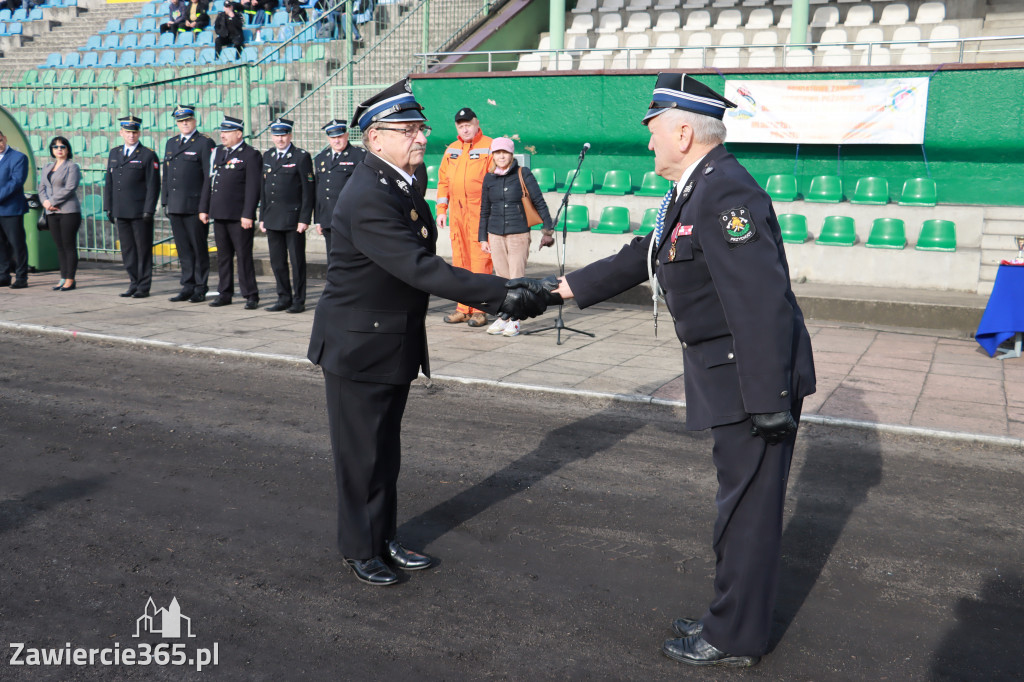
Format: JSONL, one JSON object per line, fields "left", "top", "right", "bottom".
{"left": 208, "top": 297, "right": 232, "bottom": 307}
{"left": 265, "top": 300, "right": 291, "bottom": 312}
{"left": 119, "top": 289, "right": 137, "bottom": 298}
{"left": 344, "top": 558, "right": 398, "bottom": 586}
{"left": 189, "top": 291, "right": 207, "bottom": 303}
{"left": 169, "top": 292, "right": 193, "bottom": 302}
{"left": 662, "top": 635, "right": 759, "bottom": 668}
{"left": 52, "top": 281, "right": 66, "bottom": 291}
{"left": 385, "top": 541, "right": 434, "bottom": 571}
{"left": 286, "top": 303, "right": 305, "bottom": 314}
{"left": 244, "top": 297, "right": 260, "bottom": 310}
{"left": 60, "top": 282, "right": 77, "bottom": 291}
{"left": 132, "top": 291, "right": 150, "bottom": 299}
{"left": 10, "top": 281, "right": 27, "bottom": 289}
{"left": 671, "top": 617, "right": 703, "bottom": 638}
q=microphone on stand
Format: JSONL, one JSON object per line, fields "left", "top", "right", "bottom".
{"left": 579, "top": 142, "right": 591, "bottom": 161}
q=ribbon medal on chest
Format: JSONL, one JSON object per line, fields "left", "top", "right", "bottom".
{"left": 668, "top": 223, "right": 693, "bottom": 261}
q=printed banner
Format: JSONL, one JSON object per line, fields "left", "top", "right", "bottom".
{"left": 723, "top": 78, "right": 930, "bottom": 145}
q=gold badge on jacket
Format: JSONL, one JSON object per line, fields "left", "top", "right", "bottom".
{"left": 420, "top": 226, "right": 428, "bottom": 238}
{"left": 410, "top": 209, "right": 419, "bottom": 222}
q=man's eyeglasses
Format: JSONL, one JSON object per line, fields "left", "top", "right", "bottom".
{"left": 51, "top": 145, "right": 68, "bottom": 150}
{"left": 377, "top": 125, "right": 431, "bottom": 139}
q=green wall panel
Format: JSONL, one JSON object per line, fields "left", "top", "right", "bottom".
{"left": 414, "top": 68, "right": 1024, "bottom": 205}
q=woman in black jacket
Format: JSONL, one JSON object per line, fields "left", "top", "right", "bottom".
{"left": 478, "top": 136, "right": 554, "bottom": 337}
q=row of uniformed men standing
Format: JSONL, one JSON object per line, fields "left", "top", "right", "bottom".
{"left": 103, "top": 108, "right": 366, "bottom": 311}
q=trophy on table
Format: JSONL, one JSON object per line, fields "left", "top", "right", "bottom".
{"left": 1016, "top": 235, "right": 1024, "bottom": 263}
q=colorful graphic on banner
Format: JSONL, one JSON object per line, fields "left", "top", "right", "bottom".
{"left": 723, "top": 78, "right": 929, "bottom": 145}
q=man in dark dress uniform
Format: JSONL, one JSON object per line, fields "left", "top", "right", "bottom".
{"left": 199, "top": 115, "right": 262, "bottom": 309}
{"left": 313, "top": 119, "right": 365, "bottom": 257}
{"left": 552, "top": 73, "right": 816, "bottom": 668}
{"left": 259, "top": 118, "right": 314, "bottom": 314}
{"left": 104, "top": 115, "right": 160, "bottom": 298}
{"left": 162, "top": 104, "right": 216, "bottom": 303}
{"left": 307, "top": 79, "right": 558, "bottom": 587}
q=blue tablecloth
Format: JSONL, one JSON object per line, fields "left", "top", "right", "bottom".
{"left": 976, "top": 264, "right": 1024, "bottom": 357}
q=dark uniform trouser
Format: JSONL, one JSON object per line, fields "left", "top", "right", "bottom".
{"left": 116, "top": 217, "right": 153, "bottom": 293}
{"left": 323, "top": 370, "right": 410, "bottom": 560}
{"left": 700, "top": 400, "right": 803, "bottom": 657}
{"left": 0, "top": 215, "right": 28, "bottom": 282}
{"left": 322, "top": 228, "right": 332, "bottom": 261}
{"left": 212, "top": 219, "right": 258, "bottom": 300}
{"left": 168, "top": 213, "right": 210, "bottom": 295}
{"left": 266, "top": 228, "right": 306, "bottom": 305}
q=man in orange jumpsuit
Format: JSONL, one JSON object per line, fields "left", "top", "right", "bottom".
{"left": 436, "top": 107, "right": 493, "bottom": 327}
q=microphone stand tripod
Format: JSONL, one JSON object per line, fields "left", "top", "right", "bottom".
{"left": 524, "top": 147, "right": 595, "bottom": 345}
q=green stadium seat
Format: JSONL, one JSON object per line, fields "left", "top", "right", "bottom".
{"left": 592, "top": 206, "right": 631, "bottom": 234}
{"left": 562, "top": 204, "right": 590, "bottom": 232}
{"left": 778, "top": 213, "right": 809, "bottom": 244}
{"left": 94, "top": 90, "right": 116, "bottom": 107}
{"left": 531, "top": 167, "right": 555, "bottom": 192}
{"left": 635, "top": 207, "right": 658, "bottom": 236}
{"left": 205, "top": 111, "right": 224, "bottom": 130}
{"left": 0, "top": 91, "right": 13, "bottom": 107}
{"left": 76, "top": 70, "right": 96, "bottom": 86}
{"left": 19, "top": 70, "right": 39, "bottom": 85}
{"left": 59, "top": 69, "right": 77, "bottom": 86}
{"left": 915, "top": 219, "right": 956, "bottom": 251}
{"left": 52, "top": 111, "right": 71, "bottom": 129}
{"left": 866, "top": 218, "right": 906, "bottom": 249}
{"left": 259, "top": 65, "right": 286, "bottom": 82}
{"left": 90, "top": 135, "right": 111, "bottom": 157}
{"left": 200, "top": 88, "right": 221, "bottom": 107}
{"left": 93, "top": 112, "right": 114, "bottom": 130}
{"left": 70, "top": 112, "right": 91, "bottom": 131}
{"left": 426, "top": 165, "right": 438, "bottom": 189}
{"left": 636, "top": 170, "right": 672, "bottom": 196}
{"left": 141, "top": 111, "right": 157, "bottom": 130}
{"left": 116, "top": 69, "right": 135, "bottom": 85}
{"left": 12, "top": 110, "right": 29, "bottom": 127}
{"left": 765, "top": 174, "right": 799, "bottom": 202}
{"left": 81, "top": 194, "right": 104, "bottom": 219}
{"left": 35, "top": 90, "right": 54, "bottom": 107}
{"left": 96, "top": 69, "right": 115, "bottom": 86}
{"left": 850, "top": 176, "right": 889, "bottom": 205}
{"left": 137, "top": 67, "right": 156, "bottom": 82}
{"left": 134, "top": 90, "right": 156, "bottom": 108}
{"left": 595, "top": 170, "right": 632, "bottom": 195}
{"left": 816, "top": 215, "right": 857, "bottom": 246}
{"left": 38, "top": 70, "right": 57, "bottom": 85}
{"left": 16, "top": 90, "right": 33, "bottom": 106}
{"left": 301, "top": 44, "right": 326, "bottom": 62}
{"left": 155, "top": 67, "right": 175, "bottom": 81}
{"left": 250, "top": 87, "right": 269, "bottom": 105}
{"left": 224, "top": 87, "right": 243, "bottom": 106}
{"left": 157, "top": 89, "right": 177, "bottom": 107}
{"left": 69, "top": 135, "right": 89, "bottom": 155}
{"left": 563, "top": 169, "right": 594, "bottom": 193}
{"left": 899, "top": 177, "right": 937, "bottom": 206}
{"left": 29, "top": 111, "right": 48, "bottom": 128}
{"left": 805, "top": 175, "right": 843, "bottom": 203}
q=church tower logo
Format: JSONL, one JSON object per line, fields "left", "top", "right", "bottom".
{"left": 133, "top": 597, "right": 196, "bottom": 639}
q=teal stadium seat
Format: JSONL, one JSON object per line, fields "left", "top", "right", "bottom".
{"left": 53, "top": 112, "right": 71, "bottom": 129}
{"left": 765, "top": 174, "right": 799, "bottom": 202}
{"left": 595, "top": 170, "right": 632, "bottom": 195}
{"left": 138, "top": 33, "right": 156, "bottom": 49}
{"left": 122, "top": 34, "right": 139, "bottom": 50}
{"left": 592, "top": 206, "right": 631, "bottom": 234}
{"left": 562, "top": 205, "right": 590, "bottom": 232}
{"left": 850, "top": 176, "right": 889, "bottom": 205}
{"left": 636, "top": 170, "right": 671, "bottom": 196}
{"left": 531, "top": 167, "right": 555, "bottom": 192}
{"left": 80, "top": 52, "right": 99, "bottom": 68}
{"left": 426, "top": 165, "right": 438, "bottom": 189}
{"left": 816, "top": 216, "right": 857, "bottom": 246}
{"left": 899, "top": 177, "right": 937, "bottom": 206}
{"left": 915, "top": 219, "right": 956, "bottom": 251}
{"left": 82, "top": 35, "right": 101, "bottom": 51}
{"left": 122, "top": 18, "right": 139, "bottom": 33}
{"left": 563, "top": 169, "right": 594, "bottom": 193}
{"left": 635, "top": 207, "right": 658, "bottom": 236}
{"left": 805, "top": 175, "right": 843, "bottom": 203}
{"left": 866, "top": 218, "right": 906, "bottom": 249}
{"left": 69, "top": 135, "right": 88, "bottom": 155}
{"left": 100, "top": 19, "right": 120, "bottom": 34}
{"left": 81, "top": 195, "right": 104, "bottom": 219}
{"left": 778, "top": 213, "right": 809, "bottom": 244}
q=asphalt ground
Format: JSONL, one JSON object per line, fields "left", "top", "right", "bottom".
{"left": 1, "top": 332, "right": 1022, "bottom": 681}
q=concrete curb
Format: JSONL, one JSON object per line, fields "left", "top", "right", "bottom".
{"left": 4, "top": 320, "right": 1021, "bottom": 449}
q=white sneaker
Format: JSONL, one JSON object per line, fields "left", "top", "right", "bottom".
{"left": 486, "top": 318, "right": 508, "bottom": 335}
{"left": 502, "top": 320, "right": 521, "bottom": 337}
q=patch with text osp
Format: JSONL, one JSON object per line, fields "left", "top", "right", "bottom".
{"left": 719, "top": 207, "right": 757, "bottom": 247}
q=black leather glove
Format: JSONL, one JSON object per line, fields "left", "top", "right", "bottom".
{"left": 498, "top": 277, "right": 563, "bottom": 320}
{"left": 750, "top": 410, "right": 797, "bottom": 445}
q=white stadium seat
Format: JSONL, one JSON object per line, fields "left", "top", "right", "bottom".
{"left": 652, "top": 11, "right": 681, "bottom": 32}
{"left": 598, "top": 0, "right": 626, "bottom": 12}
{"left": 683, "top": 9, "right": 711, "bottom": 31}
{"left": 714, "top": 9, "right": 742, "bottom": 30}
{"left": 687, "top": 31, "right": 713, "bottom": 47}
{"left": 860, "top": 45, "right": 891, "bottom": 65}
{"left": 891, "top": 25, "right": 922, "bottom": 50}
{"left": 566, "top": 14, "right": 594, "bottom": 34}
{"left": 643, "top": 51, "right": 674, "bottom": 69}
{"left": 676, "top": 48, "right": 707, "bottom": 68}
{"left": 843, "top": 4, "right": 873, "bottom": 27}
{"left": 711, "top": 48, "right": 741, "bottom": 68}
{"left": 810, "top": 6, "right": 839, "bottom": 28}
{"left": 746, "top": 8, "right": 774, "bottom": 30}
{"left": 747, "top": 48, "right": 777, "bottom": 67}
{"left": 623, "top": 12, "right": 652, "bottom": 33}
{"left": 625, "top": 32, "right": 651, "bottom": 48}
{"left": 778, "top": 8, "right": 792, "bottom": 29}
{"left": 785, "top": 47, "right": 814, "bottom": 66}
{"left": 578, "top": 50, "right": 612, "bottom": 69}
{"left": 572, "top": 0, "right": 597, "bottom": 14}
{"left": 819, "top": 28, "right": 848, "bottom": 45}
{"left": 595, "top": 13, "right": 623, "bottom": 34}
{"left": 626, "top": 0, "right": 653, "bottom": 9}
{"left": 751, "top": 30, "right": 778, "bottom": 46}
{"left": 654, "top": 31, "right": 682, "bottom": 48}
{"left": 821, "top": 46, "right": 852, "bottom": 66}
{"left": 546, "top": 52, "right": 575, "bottom": 70}
{"left": 915, "top": 1, "right": 945, "bottom": 24}
{"left": 853, "top": 27, "right": 884, "bottom": 50}
{"left": 515, "top": 52, "right": 544, "bottom": 71}
{"left": 879, "top": 3, "right": 910, "bottom": 26}
{"left": 899, "top": 46, "right": 934, "bottom": 65}
{"left": 595, "top": 34, "right": 621, "bottom": 49}
{"left": 928, "top": 24, "right": 960, "bottom": 49}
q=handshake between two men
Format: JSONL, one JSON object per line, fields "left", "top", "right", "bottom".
{"left": 497, "top": 275, "right": 563, "bottom": 321}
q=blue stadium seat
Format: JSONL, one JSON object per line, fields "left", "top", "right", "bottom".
{"left": 177, "top": 48, "right": 196, "bottom": 64}
{"left": 28, "top": 8, "right": 43, "bottom": 20}
{"left": 11, "top": 8, "right": 26, "bottom": 21}
{"left": 260, "top": 45, "right": 279, "bottom": 62}
{"left": 282, "top": 44, "right": 301, "bottom": 61}
{"left": 79, "top": 51, "right": 99, "bottom": 68}
{"left": 59, "top": 52, "right": 80, "bottom": 68}
{"left": 101, "top": 34, "right": 119, "bottom": 50}
{"left": 81, "top": 35, "right": 102, "bottom": 51}
{"left": 218, "top": 49, "right": 239, "bottom": 63}
{"left": 41, "top": 52, "right": 62, "bottom": 68}
{"left": 140, "top": 17, "right": 157, "bottom": 32}
{"left": 196, "top": 31, "right": 214, "bottom": 46}
{"left": 277, "top": 25, "right": 294, "bottom": 41}
{"left": 157, "top": 31, "right": 175, "bottom": 47}
{"left": 175, "top": 31, "right": 194, "bottom": 46}
{"left": 0, "top": 10, "right": 10, "bottom": 21}
{"left": 122, "top": 18, "right": 139, "bottom": 33}
{"left": 138, "top": 32, "right": 157, "bottom": 48}
{"left": 198, "top": 47, "right": 216, "bottom": 64}
{"left": 0, "top": 22, "right": 7, "bottom": 35}
{"left": 141, "top": 2, "right": 159, "bottom": 16}
{"left": 154, "top": 48, "right": 176, "bottom": 66}
{"left": 270, "top": 10, "right": 288, "bottom": 26}
{"left": 98, "top": 50, "right": 118, "bottom": 67}
{"left": 121, "top": 33, "right": 138, "bottom": 50}
{"left": 6, "top": 21, "right": 20, "bottom": 34}
{"left": 100, "top": 19, "right": 120, "bottom": 34}
{"left": 241, "top": 46, "right": 258, "bottom": 61}
{"left": 118, "top": 50, "right": 137, "bottom": 66}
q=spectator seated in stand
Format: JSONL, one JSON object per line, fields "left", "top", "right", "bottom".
{"left": 315, "top": 0, "right": 360, "bottom": 40}
{"left": 284, "top": 0, "right": 306, "bottom": 23}
{"left": 183, "top": 0, "right": 211, "bottom": 32}
{"left": 0, "top": 0, "right": 21, "bottom": 12}
{"left": 160, "top": 0, "right": 189, "bottom": 34}
{"left": 214, "top": 0, "right": 245, "bottom": 56}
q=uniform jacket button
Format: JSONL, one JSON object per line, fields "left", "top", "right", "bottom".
{"left": 373, "top": 322, "right": 379, "bottom": 328}
{"left": 780, "top": 390, "right": 789, "bottom": 398}
{"left": 681, "top": 342, "right": 687, "bottom": 349}
{"left": 727, "top": 352, "right": 734, "bottom": 360}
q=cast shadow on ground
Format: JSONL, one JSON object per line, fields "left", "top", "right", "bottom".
{"left": 399, "top": 404, "right": 665, "bottom": 549}
{"left": 770, "top": 389, "right": 884, "bottom": 651}
{"left": 929, "top": 571, "right": 1024, "bottom": 681}
{"left": 0, "top": 476, "right": 107, "bottom": 536}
